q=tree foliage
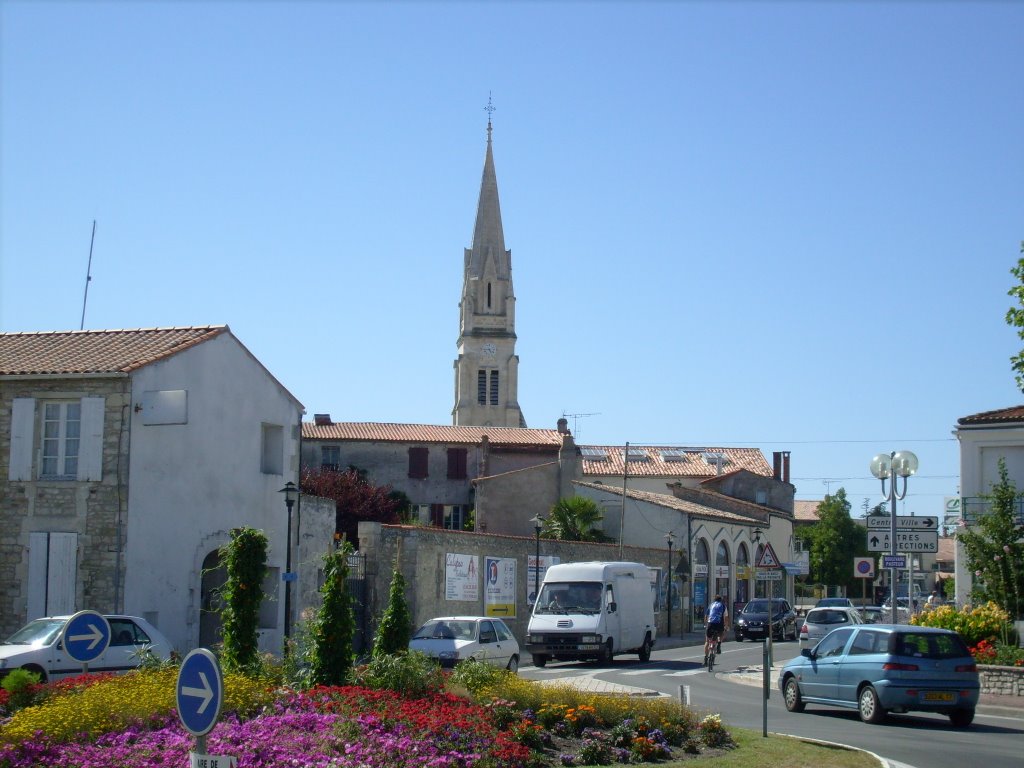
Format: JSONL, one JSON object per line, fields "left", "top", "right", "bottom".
{"left": 219, "top": 527, "right": 268, "bottom": 673}
{"left": 305, "top": 541, "right": 356, "bottom": 685}
{"left": 301, "top": 466, "right": 401, "bottom": 544}
{"left": 373, "top": 565, "right": 413, "bottom": 657}
{"left": 542, "top": 496, "right": 611, "bottom": 542}
{"left": 1005, "top": 241, "right": 1024, "bottom": 393}
{"left": 804, "top": 489, "right": 866, "bottom": 593}
{"left": 958, "top": 459, "right": 1024, "bottom": 619}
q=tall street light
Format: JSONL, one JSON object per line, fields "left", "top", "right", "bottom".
{"left": 665, "top": 532, "right": 674, "bottom": 638}
{"left": 530, "top": 515, "right": 545, "bottom": 607}
{"left": 279, "top": 481, "right": 299, "bottom": 650}
{"left": 870, "top": 451, "right": 919, "bottom": 624}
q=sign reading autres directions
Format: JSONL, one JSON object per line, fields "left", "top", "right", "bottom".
{"left": 867, "top": 530, "right": 939, "bottom": 552}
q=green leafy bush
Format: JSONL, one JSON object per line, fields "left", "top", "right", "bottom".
{"left": 347, "top": 650, "right": 445, "bottom": 696}
{"left": 910, "top": 601, "right": 1010, "bottom": 647}
{"left": 448, "top": 656, "right": 507, "bottom": 693}
{"left": 0, "top": 668, "right": 41, "bottom": 711}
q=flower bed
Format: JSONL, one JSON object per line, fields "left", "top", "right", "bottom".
{"left": 0, "top": 668, "right": 734, "bottom": 768}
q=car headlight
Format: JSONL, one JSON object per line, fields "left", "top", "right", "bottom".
{"left": 581, "top": 635, "right": 602, "bottom": 643}
{"left": 737, "top": 619, "right": 747, "bottom": 627}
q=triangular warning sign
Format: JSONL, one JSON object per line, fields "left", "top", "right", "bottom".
{"left": 756, "top": 542, "right": 781, "bottom": 569}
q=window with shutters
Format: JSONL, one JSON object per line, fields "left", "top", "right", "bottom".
{"left": 321, "top": 445, "right": 341, "bottom": 471}
{"left": 489, "top": 371, "right": 499, "bottom": 405}
{"left": 477, "top": 370, "right": 487, "bottom": 405}
{"left": 41, "top": 402, "right": 81, "bottom": 479}
{"left": 408, "top": 446, "right": 428, "bottom": 479}
{"left": 447, "top": 447, "right": 468, "bottom": 479}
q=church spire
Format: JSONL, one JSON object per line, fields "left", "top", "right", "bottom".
{"left": 452, "top": 97, "right": 525, "bottom": 428}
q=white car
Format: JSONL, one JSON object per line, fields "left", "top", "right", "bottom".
{"left": 0, "top": 614, "right": 174, "bottom": 683}
{"left": 799, "top": 606, "right": 864, "bottom": 649}
{"left": 408, "top": 616, "right": 520, "bottom": 672}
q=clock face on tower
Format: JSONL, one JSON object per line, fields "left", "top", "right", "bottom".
{"left": 482, "top": 342, "right": 496, "bottom": 356}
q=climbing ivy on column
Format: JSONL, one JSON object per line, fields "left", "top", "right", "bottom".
{"left": 306, "top": 541, "right": 356, "bottom": 685}
{"left": 219, "top": 527, "right": 268, "bottom": 673}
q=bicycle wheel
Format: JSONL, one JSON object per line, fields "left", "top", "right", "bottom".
{"left": 707, "top": 648, "right": 715, "bottom": 672}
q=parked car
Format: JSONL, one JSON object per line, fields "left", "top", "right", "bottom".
{"left": 409, "top": 616, "right": 520, "bottom": 672}
{"left": 860, "top": 606, "right": 886, "bottom": 624}
{"left": 0, "top": 614, "right": 174, "bottom": 683}
{"left": 815, "top": 597, "right": 856, "bottom": 609}
{"left": 800, "top": 606, "right": 863, "bottom": 648}
{"left": 880, "top": 597, "right": 913, "bottom": 622}
{"left": 734, "top": 598, "right": 798, "bottom": 641}
{"left": 779, "top": 624, "right": 979, "bottom": 727}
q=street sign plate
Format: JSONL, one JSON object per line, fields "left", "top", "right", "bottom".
{"left": 854, "top": 557, "right": 875, "bottom": 578}
{"left": 177, "top": 648, "right": 223, "bottom": 736}
{"left": 865, "top": 516, "right": 938, "bottom": 530}
{"left": 61, "top": 610, "right": 111, "bottom": 664}
{"left": 755, "top": 571, "right": 783, "bottom": 580}
{"left": 882, "top": 554, "right": 907, "bottom": 568}
{"left": 867, "top": 530, "right": 938, "bottom": 552}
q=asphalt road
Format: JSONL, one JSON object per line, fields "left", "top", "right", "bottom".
{"left": 518, "top": 641, "right": 1023, "bottom": 768}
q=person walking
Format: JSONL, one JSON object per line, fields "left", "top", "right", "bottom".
{"left": 703, "top": 594, "right": 729, "bottom": 666}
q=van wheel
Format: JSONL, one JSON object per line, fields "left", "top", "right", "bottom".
{"left": 506, "top": 655, "right": 519, "bottom": 674}
{"left": 638, "top": 635, "right": 652, "bottom": 662}
{"left": 601, "top": 639, "right": 614, "bottom": 664}
{"left": 532, "top": 654, "right": 548, "bottom": 668}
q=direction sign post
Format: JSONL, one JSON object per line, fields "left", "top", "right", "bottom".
{"left": 61, "top": 610, "right": 111, "bottom": 673}
{"left": 177, "top": 648, "right": 225, "bottom": 757}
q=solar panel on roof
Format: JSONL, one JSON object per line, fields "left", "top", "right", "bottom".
{"left": 581, "top": 447, "right": 608, "bottom": 460}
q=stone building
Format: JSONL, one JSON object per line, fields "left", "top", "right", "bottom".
{"left": 0, "top": 326, "right": 322, "bottom": 654}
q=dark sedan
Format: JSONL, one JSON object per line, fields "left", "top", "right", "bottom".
{"left": 734, "top": 598, "right": 798, "bottom": 641}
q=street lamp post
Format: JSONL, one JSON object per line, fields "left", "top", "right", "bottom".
{"left": 530, "top": 515, "right": 545, "bottom": 607}
{"left": 870, "top": 451, "right": 919, "bottom": 624}
{"left": 279, "top": 481, "right": 299, "bottom": 651}
{"left": 665, "top": 532, "right": 674, "bottom": 638}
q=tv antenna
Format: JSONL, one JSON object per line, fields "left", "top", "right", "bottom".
{"left": 562, "top": 411, "right": 600, "bottom": 440}
{"left": 79, "top": 220, "right": 97, "bottom": 330}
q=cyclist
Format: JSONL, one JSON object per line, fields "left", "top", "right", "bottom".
{"left": 703, "top": 595, "right": 729, "bottom": 666}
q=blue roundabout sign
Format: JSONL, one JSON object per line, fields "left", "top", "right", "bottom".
{"left": 61, "top": 610, "right": 111, "bottom": 664}
{"left": 176, "top": 648, "right": 223, "bottom": 736}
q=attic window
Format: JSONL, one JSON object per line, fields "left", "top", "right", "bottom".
{"left": 703, "top": 451, "right": 727, "bottom": 466}
{"left": 581, "top": 447, "right": 608, "bottom": 461}
{"left": 660, "top": 449, "right": 691, "bottom": 462}
{"left": 625, "top": 448, "right": 648, "bottom": 462}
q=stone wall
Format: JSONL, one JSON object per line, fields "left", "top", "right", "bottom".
{"left": 357, "top": 522, "right": 679, "bottom": 651}
{"left": 0, "top": 376, "right": 128, "bottom": 636}
{"left": 980, "top": 665, "right": 1024, "bottom": 697}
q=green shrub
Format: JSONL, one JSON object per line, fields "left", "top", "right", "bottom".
{"left": 0, "top": 668, "right": 41, "bottom": 711}
{"left": 911, "top": 601, "right": 1010, "bottom": 646}
{"left": 373, "top": 566, "right": 413, "bottom": 657}
{"left": 448, "top": 656, "right": 507, "bottom": 693}
{"left": 347, "top": 650, "right": 445, "bottom": 696}
{"left": 306, "top": 542, "right": 356, "bottom": 686}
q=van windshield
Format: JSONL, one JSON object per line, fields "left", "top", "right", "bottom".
{"left": 536, "top": 582, "right": 603, "bottom": 614}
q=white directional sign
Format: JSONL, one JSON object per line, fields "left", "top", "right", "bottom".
{"left": 867, "top": 530, "right": 938, "bottom": 552}
{"left": 755, "top": 570, "right": 783, "bottom": 581}
{"left": 865, "top": 516, "right": 937, "bottom": 530}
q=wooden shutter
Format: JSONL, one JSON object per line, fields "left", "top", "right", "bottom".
{"left": 408, "top": 446, "right": 428, "bottom": 479}
{"left": 430, "top": 504, "right": 444, "bottom": 527}
{"left": 9, "top": 398, "right": 35, "bottom": 481}
{"left": 447, "top": 448, "right": 467, "bottom": 480}
{"left": 77, "top": 396, "right": 105, "bottom": 481}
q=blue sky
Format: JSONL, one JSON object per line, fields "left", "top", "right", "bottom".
{"left": 2, "top": 1, "right": 1022, "bottom": 513}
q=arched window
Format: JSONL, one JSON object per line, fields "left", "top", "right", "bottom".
{"left": 487, "top": 282, "right": 492, "bottom": 309}
{"left": 715, "top": 541, "right": 731, "bottom": 605}
{"left": 736, "top": 544, "right": 750, "bottom": 604}
{"left": 694, "top": 538, "right": 710, "bottom": 622}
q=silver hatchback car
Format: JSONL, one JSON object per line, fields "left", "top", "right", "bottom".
{"left": 799, "top": 606, "right": 863, "bottom": 649}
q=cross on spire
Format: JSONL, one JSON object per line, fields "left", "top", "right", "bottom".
{"left": 485, "top": 92, "right": 495, "bottom": 141}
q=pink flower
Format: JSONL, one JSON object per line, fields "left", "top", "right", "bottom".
{"left": 975, "top": 570, "right": 983, "bottom": 577}
{"left": 994, "top": 555, "right": 1002, "bottom": 562}
{"left": 1004, "top": 545, "right": 1011, "bottom": 553}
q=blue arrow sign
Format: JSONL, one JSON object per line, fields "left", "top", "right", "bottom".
{"left": 176, "top": 648, "right": 223, "bottom": 736}
{"left": 61, "top": 610, "right": 110, "bottom": 664}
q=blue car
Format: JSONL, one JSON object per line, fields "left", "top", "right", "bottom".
{"left": 778, "top": 624, "right": 979, "bottom": 727}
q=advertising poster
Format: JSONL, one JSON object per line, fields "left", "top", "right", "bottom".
{"left": 445, "top": 553, "right": 479, "bottom": 601}
{"left": 526, "top": 555, "right": 560, "bottom": 604}
{"left": 484, "top": 557, "right": 517, "bottom": 618}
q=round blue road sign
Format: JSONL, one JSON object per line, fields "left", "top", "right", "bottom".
{"left": 61, "top": 610, "right": 111, "bottom": 664}
{"left": 176, "top": 648, "right": 223, "bottom": 736}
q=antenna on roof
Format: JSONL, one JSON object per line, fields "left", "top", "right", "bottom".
{"left": 79, "top": 220, "right": 97, "bottom": 330}
{"left": 562, "top": 411, "right": 599, "bottom": 441}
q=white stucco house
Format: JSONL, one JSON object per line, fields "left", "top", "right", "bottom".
{"left": 953, "top": 405, "right": 1024, "bottom": 609}
{"left": 0, "top": 326, "right": 313, "bottom": 655}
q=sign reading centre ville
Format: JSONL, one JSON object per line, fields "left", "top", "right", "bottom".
{"left": 866, "top": 516, "right": 937, "bottom": 530}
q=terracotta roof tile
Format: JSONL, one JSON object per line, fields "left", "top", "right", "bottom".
{"left": 957, "top": 406, "right": 1024, "bottom": 425}
{"left": 0, "top": 326, "right": 227, "bottom": 375}
{"left": 580, "top": 445, "right": 772, "bottom": 479}
{"left": 574, "top": 481, "right": 767, "bottom": 525}
{"left": 303, "top": 421, "right": 564, "bottom": 448}
{"left": 793, "top": 500, "right": 822, "bottom": 522}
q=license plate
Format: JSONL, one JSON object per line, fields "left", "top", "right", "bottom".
{"left": 922, "top": 691, "right": 954, "bottom": 703}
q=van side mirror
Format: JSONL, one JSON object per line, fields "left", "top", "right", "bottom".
{"left": 608, "top": 602, "right": 617, "bottom": 613}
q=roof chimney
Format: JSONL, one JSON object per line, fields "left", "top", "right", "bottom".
{"left": 314, "top": 414, "right": 332, "bottom": 426}
{"left": 557, "top": 417, "right": 569, "bottom": 434}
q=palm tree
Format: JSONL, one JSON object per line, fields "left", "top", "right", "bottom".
{"left": 543, "top": 496, "right": 611, "bottom": 542}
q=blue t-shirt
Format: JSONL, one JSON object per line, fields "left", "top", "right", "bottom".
{"left": 707, "top": 600, "right": 725, "bottom": 624}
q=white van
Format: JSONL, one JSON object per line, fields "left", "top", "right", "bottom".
{"left": 525, "top": 561, "right": 657, "bottom": 667}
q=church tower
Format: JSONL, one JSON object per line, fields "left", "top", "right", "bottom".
{"left": 452, "top": 108, "right": 526, "bottom": 428}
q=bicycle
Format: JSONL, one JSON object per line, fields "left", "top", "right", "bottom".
{"left": 706, "top": 647, "right": 715, "bottom": 671}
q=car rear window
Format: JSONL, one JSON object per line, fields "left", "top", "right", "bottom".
{"left": 808, "top": 609, "right": 849, "bottom": 624}
{"left": 891, "top": 631, "right": 970, "bottom": 659}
